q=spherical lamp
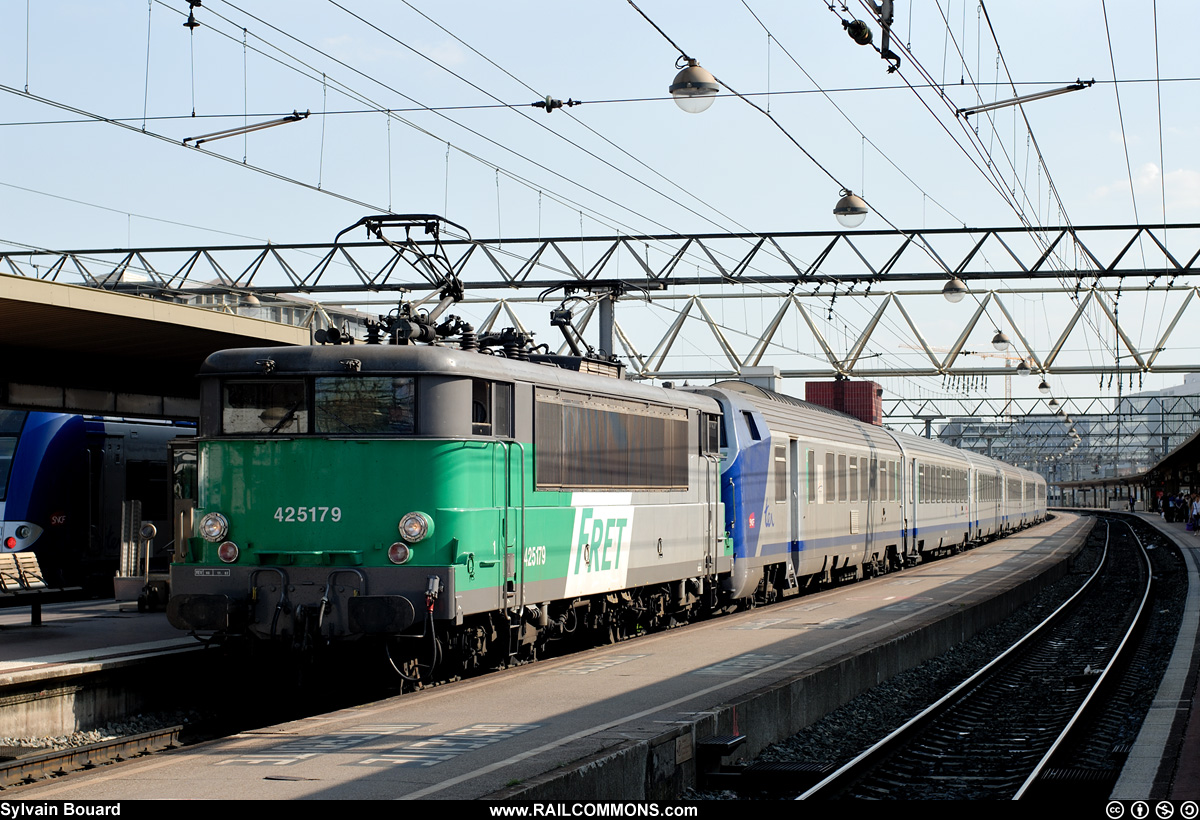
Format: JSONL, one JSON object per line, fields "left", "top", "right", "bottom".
{"left": 833, "top": 190, "right": 869, "bottom": 228}
{"left": 942, "top": 277, "right": 968, "bottom": 303}
{"left": 669, "top": 60, "right": 719, "bottom": 114}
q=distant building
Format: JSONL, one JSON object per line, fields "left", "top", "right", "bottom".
{"left": 936, "top": 375, "right": 1200, "bottom": 491}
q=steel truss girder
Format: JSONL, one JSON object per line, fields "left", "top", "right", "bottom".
{"left": 3, "top": 223, "right": 1199, "bottom": 384}
{"left": 5, "top": 223, "right": 1200, "bottom": 293}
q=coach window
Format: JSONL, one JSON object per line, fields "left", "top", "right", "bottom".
{"left": 223, "top": 380, "right": 308, "bottom": 435}
{"left": 848, "top": 456, "right": 859, "bottom": 502}
{"left": 837, "top": 454, "right": 848, "bottom": 502}
{"left": 825, "top": 452, "right": 835, "bottom": 504}
{"left": 775, "top": 446, "right": 788, "bottom": 503}
{"left": 807, "top": 450, "right": 816, "bottom": 502}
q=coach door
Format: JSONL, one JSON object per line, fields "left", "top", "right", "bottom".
{"left": 700, "top": 413, "right": 723, "bottom": 582}
{"left": 789, "top": 439, "right": 800, "bottom": 572}
{"left": 864, "top": 449, "right": 878, "bottom": 567}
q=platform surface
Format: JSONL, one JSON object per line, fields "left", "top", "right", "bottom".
{"left": 0, "top": 599, "right": 198, "bottom": 686}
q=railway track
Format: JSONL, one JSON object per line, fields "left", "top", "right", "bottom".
{"left": 796, "top": 517, "right": 1152, "bottom": 800}
{"left": 0, "top": 727, "right": 182, "bottom": 790}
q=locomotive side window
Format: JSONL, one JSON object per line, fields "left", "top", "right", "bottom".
{"left": 534, "top": 389, "right": 687, "bottom": 490}
{"left": 223, "top": 381, "right": 308, "bottom": 435}
{"left": 314, "top": 377, "right": 415, "bottom": 435}
{"left": 493, "top": 383, "right": 514, "bottom": 438}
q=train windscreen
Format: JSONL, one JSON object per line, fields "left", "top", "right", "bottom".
{"left": 0, "top": 410, "right": 28, "bottom": 502}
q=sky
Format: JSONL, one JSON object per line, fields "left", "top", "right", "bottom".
{"left": 1, "top": 1, "right": 1198, "bottom": 424}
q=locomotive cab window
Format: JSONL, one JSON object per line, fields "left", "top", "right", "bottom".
{"left": 472, "top": 379, "right": 492, "bottom": 435}
{"left": 0, "top": 410, "right": 26, "bottom": 502}
{"left": 742, "top": 412, "right": 762, "bottom": 441}
{"left": 222, "top": 381, "right": 308, "bottom": 435}
{"left": 315, "top": 377, "right": 415, "bottom": 435}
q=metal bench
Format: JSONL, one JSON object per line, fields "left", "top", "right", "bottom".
{"left": 0, "top": 553, "right": 82, "bottom": 625}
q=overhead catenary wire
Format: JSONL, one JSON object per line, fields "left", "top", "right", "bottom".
{"left": 9, "top": 3, "right": 1174, "bottom": 400}
{"left": 371, "top": 0, "right": 921, "bottom": 379}
{"left": 211, "top": 0, "right": 920, "bottom": 380}
{"left": 2, "top": 77, "right": 1193, "bottom": 130}
{"left": 848, "top": 0, "right": 1116, "bottom": 371}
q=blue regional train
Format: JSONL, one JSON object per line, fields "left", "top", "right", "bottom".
{"left": 0, "top": 411, "right": 191, "bottom": 589}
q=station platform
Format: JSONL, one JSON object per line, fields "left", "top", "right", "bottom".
{"left": 0, "top": 599, "right": 201, "bottom": 737}
{"left": 0, "top": 599, "right": 198, "bottom": 678}
{"left": 1111, "top": 512, "right": 1200, "bottom": 800}
{"left": 0, "top": 599, "right": 195, "bottom": 671}
{"left": 8, "top": 513, "right": 1099, "bottom": 800}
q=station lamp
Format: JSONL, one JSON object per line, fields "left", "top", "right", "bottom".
{"left": 833, "top": 189, "right": 869, "bottom": 228}
{"left": 1038, "top": 379, "right": 1051, "bottom": 395}
{"left": 942, "top": 277, "right": 968, "bottom": 303}
{"left": 669, "top": 59, "right": 719, "bottom": 114}
{"left": 991, "top": 330, "right": 1010, "bottom": 351}
{"left": 1016, "top": 358, "right": 1031, "bottom": 377}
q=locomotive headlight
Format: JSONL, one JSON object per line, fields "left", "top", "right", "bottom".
{"left": 217, "top": 541, "right": 240, "bottom": 563}
{"left": 398, "top": 511, "right": 433, "bottom": 544}
{"left": 387, "top": 542, "right": 411, "bottom": 564}
{"left": 199, "top": 512, "right": 229, "bottom": 542}
{"left": 15, "top": 526, "right": 30, "bottom": 539}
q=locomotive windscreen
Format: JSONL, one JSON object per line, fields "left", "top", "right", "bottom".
{"left": 0, "top": 410, "right": 27, "bottom": 502}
